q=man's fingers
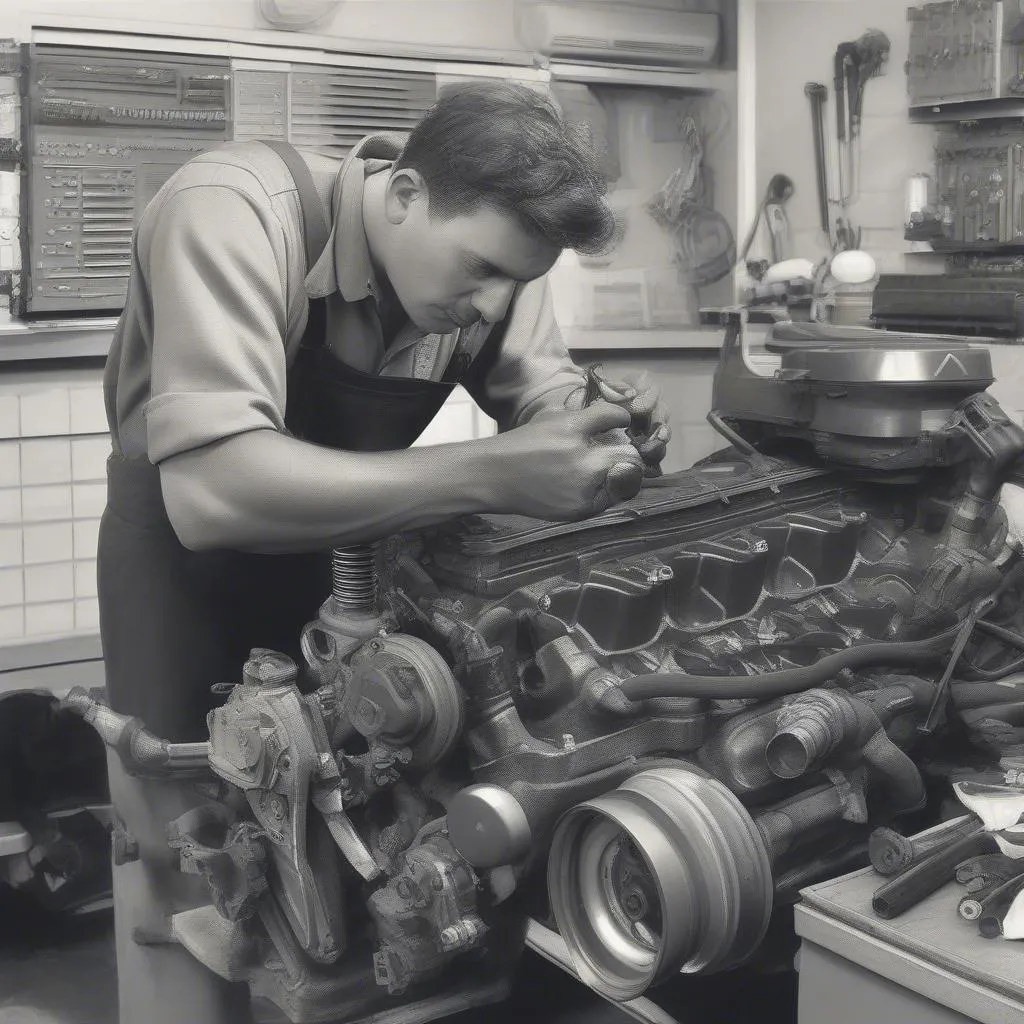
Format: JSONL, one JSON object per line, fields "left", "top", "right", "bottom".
{"left": 627, "top": 388, "right": 661, "bottom": 423}
{"left": 578, "top": 401, "right": 632, "bottom": 435}
{"left": 637, "top": 436, "right": 668, "bottom": 466}
{"left": 605, "top": 460, "right": 644, "bottom": 502}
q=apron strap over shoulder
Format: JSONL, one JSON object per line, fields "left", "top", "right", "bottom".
{"left": 260, "top": 141, "right": 331, "bottom": 271}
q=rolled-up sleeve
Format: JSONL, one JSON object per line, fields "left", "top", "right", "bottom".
{"left": 467, "top": 276, "right": 587, "bottom": 430}
{"left": 141, "top": 184, "right": 290, "bottom": 464}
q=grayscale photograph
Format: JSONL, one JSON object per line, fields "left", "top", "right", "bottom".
{"left": 1, "top": 1, "right": 1024, "bottom": 1022}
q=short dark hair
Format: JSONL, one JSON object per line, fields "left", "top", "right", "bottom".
{"left": 395, "top": 80, "right": 616, "bottom": 256}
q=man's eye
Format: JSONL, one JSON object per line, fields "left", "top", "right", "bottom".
{"left": 468, "top": 261, "right": 493, "bottom": 279}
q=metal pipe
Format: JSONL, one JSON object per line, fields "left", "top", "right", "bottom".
{"left": 615, "top": 626, "right": 961, "bottom": 701}
{"left": 804, "top": 83, "right": 830, "bottom": 238}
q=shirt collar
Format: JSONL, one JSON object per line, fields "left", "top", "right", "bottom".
{"left": 305, "top": 133, "right": 406, "bottom": 302}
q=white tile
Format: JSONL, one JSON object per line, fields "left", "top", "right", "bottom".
{"left": 0, "top": 443, "right": 19, "bottom": 488}
{"left": 74, "top": 560, "right": 97, "bottom": 598}
{"left": 21, "top": 485, "right": 73, "bottom": 522}
{"left": 73, "top": 518, "right": 101, "bottom": 560}
{"left": 0, "top": 526, "right": 21, "bottom": 568}
{"left": 69, "top": 387, "right": 109, "bottom": 435}
{"left": 24, "top": 562, "right": 74, "bottom": 603}
{"left": 472, "top": 408, "right": 498, "bottom": 438}
{"left": 25, "top": 601, "right": 75, "bottom": 636}
{"left": 70, "top": 437, "right": 111, "bottom": 482}
{"left": 23, "top": 522, "right": 73, "bottom": 565}
{"left": 0, "top": 395, "right": 18, "bottom": 439}
{"left": 75, "top": 598, "right": 100, "bottom": 630}
{"left": 19, "top": 388, "right": 71, "bottom": 437}
{"left": 412, "top": 402, "right": 475, "bottom": 447}
{"left": 0, "top": 567, "right": 23, "bottom": 607}
{"left": 20, "top": 438, "right": 71, "bottom": 486}
{"left": 0, "top": 605, "right": 23, "bottom": 640}
{"left": 73, "top": 482, "right": 107, "bottom": 519}
{"left": 0, "top": 488, "right": 19, "bottom": 524}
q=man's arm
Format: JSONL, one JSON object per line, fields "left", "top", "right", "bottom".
{"left": 142, "top": 185, "right": 642, "bottom": 553}
{"left": 161, "top": 407, "right": 644, "bottom": 553}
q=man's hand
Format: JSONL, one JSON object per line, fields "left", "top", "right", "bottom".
{"left": 494, "top": 402, "right": 645, "bottom": 521}
{"left": 585, "top": 367, "right": 671, "bottom": 476}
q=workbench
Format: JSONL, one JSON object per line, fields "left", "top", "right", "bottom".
{"left": 796, "top": 860, "right": 1024, "bottom": 1024}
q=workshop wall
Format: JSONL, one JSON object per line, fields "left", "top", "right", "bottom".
{"left": 0, "top": 367, "right": 108, "bottom": 644}
{"left": 754, "top": 0, "right": 940, "bottom": 276}
{"left": 0, "top": 1, "right": 526, "bottom": 61}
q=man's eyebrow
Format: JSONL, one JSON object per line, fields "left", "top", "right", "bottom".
{"left": 466, "top": 252, "right": 532, "bottom": 283}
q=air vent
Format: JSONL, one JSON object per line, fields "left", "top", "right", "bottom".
{"left": 519, "top": 4, "right": 720, "bottom": 68}
{"left": 289, "top": 66, "right": 436, "bottom": 158}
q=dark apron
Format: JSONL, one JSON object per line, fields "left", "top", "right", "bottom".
{"left": 99, "top": 141, "right": 508, "bottom": 744}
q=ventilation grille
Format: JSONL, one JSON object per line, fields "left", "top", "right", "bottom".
{"left": 289, "top": 66, "right": 436, "bottom": 158}
{"left": 552, "top": 35, "right": 707, "bottom": 58}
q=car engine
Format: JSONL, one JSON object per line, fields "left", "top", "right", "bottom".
{"left": 65, "top": 321, "right": 1024, "bottom": 1023}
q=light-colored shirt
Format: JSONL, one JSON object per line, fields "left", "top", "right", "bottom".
{"left": 103, "top": 134, "right": 587, "bottom": 464}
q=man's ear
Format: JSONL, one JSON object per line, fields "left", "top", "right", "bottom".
{"left": 385, "top": 168, "right": 427, "bottom": 225}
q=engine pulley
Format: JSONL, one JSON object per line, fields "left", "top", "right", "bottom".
{"left": 547, "top": 765, "right": 773, "bottom": 1001}
{"left": 346, "top": 635, "right": 464, "bottom": 770}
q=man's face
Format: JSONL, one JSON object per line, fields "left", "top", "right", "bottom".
{"left": 383, "top": 170, "right": 561, "bottom": 334}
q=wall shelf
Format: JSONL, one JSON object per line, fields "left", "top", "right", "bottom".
{"left": 910, "top": 97, "right": 1024, "bottom": 123}
{"left": 564, "top": 326, "right": 725, "bottom": 350}
{"left": 0, "top": 320, "right": 116, "bottom": 362}
{"left": 546, "top": 61, "right": 732, "bottom": 92}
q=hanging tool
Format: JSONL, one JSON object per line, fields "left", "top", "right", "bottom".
{"left": 831, "top": 29, "right": 891, "bottom": 208}
{"left": 850, "top": 29, "right": 891, "bottom": 136}
{"left": 804, "top": 82, "right": 830, "bottom": 243}
{"left": 739, "top": 173, "right": 795, "bottom": 270}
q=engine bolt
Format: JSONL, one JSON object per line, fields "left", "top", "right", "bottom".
{"left": 623, "top": 890, "right": 648, "bottom": 920}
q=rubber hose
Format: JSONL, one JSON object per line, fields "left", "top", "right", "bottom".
{"left": 871, "top": 826, "right": 995, "bottom": 920}
{"left": 869, "top": 815, "right": 980, "bottom": 877}
{"left": 952, "top": 675, "right": 1024, "bottom": 709}
{"left": 618, "top": 627, "right": 961, "bottom": 701}
{"left": 979, "top": 874, "right": 1024, "bottom": 939}
{"left": 960, "top": 702, "right": 1024, "bottom": 728}
{"left": 862, "top": 729, "right": 927, "bottom": 815}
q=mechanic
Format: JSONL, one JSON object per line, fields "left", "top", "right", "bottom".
{"left": 97, "top": 80, "right": 670, "bottom": 1024}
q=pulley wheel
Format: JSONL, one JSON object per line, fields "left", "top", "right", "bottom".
{"left": 547, "top": 765, "right": 773, "bottom": 1001}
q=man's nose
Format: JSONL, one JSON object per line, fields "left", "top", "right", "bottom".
{"left": 472, "top": 278, "right": 516, "bottom": 324}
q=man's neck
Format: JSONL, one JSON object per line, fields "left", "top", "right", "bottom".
{"left": 361, "top": 172, "right": 407, "bottom": 345}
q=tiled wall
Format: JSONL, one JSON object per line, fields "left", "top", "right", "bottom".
{"left": 412, "top": 385, "right": 497, "bottom": 448}
{"left": 0, "top": 372, "right": 110, "bottom": 644}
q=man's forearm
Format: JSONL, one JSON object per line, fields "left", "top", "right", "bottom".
{"left": 159, "top": 429, "right": 502, "bottom": 553}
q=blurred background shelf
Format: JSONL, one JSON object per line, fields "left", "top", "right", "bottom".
{"left": 0, "top": 321, "right": 117, "bottom": 362}
{"left": 564, "top": 326, "right": 725, "bottom": 350}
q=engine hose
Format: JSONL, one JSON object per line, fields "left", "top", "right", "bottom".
{"left": 960, "top": 702, "right": 1024, "bottom": 728}
{"left": 869, "top": 815, "right": 980, "bottom": 877}
{"left": 617, "top": 626, "right": 961, "bottom": 701}
{"left": 765, "top": 688, "right": 926, "bottom": 814}
{"left": 871, "top": 826, "right": 995, "bottom": 920}
{"left": 978, "top": 874, "right": 1024, "bottom": 939}
{"left": 952, "top": 675, "right": 1024, "bottom": 708}
{"left": 960, "top": 654, "right": 1024, "bottom": 682}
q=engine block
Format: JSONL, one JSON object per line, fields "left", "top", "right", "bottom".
{"left": 68, "top": 446, "right": 1024, "bottom": 1023}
